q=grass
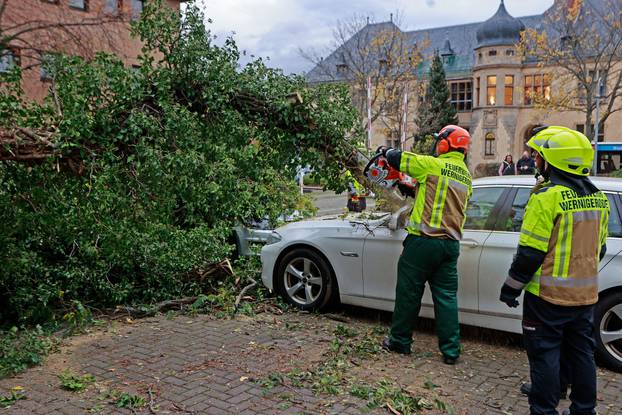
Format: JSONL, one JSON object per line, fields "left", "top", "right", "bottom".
{"left": 58, "top": 370, "right": 96, "bottom": 392}
{"left": 0, "top": 326, "right": 56, "bottom": 379}
{"left": 0, "top": 388, "right": 27, "bottom": 408}
{"left": 108, "top": 390, "right": 146, "bottom": 409}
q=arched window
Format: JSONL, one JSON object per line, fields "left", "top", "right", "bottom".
{"left": 485, "top": 132, "right": 495, "bottom": 156}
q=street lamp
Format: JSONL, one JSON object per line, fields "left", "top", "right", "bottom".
{"left": 592, "top": 76, "right": 605, "bottom": 175}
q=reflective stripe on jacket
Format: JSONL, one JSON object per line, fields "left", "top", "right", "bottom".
{"left": 520, "top": 185, "right": 609, "bottom": 306}
{"left": 400, "top": 151, "right": 472, "bottom": 240}
{"left": 345, "top": 171, "right": 364, "bottom": 195}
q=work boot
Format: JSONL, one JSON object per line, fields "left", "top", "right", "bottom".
{"left": 381, "top": 338, "right": 411, "bottom": 355}
{"left": 520, "top": 383, "right": 531, "bottom": 396}
{"left": 519, "top": 383, "right": 567, "bottom": 399}
{"left": 443, "top": 356, "right": 457, "bottom": 365}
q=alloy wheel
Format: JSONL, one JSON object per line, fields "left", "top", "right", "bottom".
{"left": 282, "top": 257, "right": 323, "bottom": 306}
{"left": 600, "top": 303, "right": 622, "bottom": 364}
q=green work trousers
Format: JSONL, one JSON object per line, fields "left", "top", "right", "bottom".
{"left": 389, "top": 234, "right": 461, "bottom": 358}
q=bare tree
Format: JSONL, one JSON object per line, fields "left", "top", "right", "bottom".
{"left": 518, "top": 0, "right": 622, "bottom": 140}
{"left": 1, "top": 0, "right": 130, "bottom": 72}
{"left": 300, "top": 12, "right": 426, "bottom": 148}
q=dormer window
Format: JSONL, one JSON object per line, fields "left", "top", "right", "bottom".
{"left": 561, "top": 35, "right": 573, "bottom": 49}
{"left": 379, "top": 59, "right": 388, "bottom": 76}
{"left": 336, "top": 63, "right": 348, "bottom": 75}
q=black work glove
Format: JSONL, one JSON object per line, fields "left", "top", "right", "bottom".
{"left": 499, "top": 283, "right": 521, "bottom": 308}
{"left": 397, "top": 182, "right": 416, "bottom": 198}
{"left": 375, "top": 146, "right": 393, "bottom": 157}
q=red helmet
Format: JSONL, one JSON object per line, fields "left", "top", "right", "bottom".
{"left": 435, "top": 125, "right": 471, "bottom": 155}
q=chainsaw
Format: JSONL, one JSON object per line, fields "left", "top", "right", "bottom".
{"left": 363, "top": 152, "right": 416, "bottom": 198}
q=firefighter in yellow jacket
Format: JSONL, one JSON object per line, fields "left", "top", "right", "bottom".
{"left": 379, "top": 125, "right": 472, "bottom": 364}
{"left": 499, "top": 126, "right": 609, "bottom": 415}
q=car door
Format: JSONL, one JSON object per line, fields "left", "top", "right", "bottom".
{"left": 360, "top": 225, "right": 407, "bottom": 302}
{"left": 479, "top": 188, "right": 622, "bottom": 318}
{"left": 478, "top": 186, "right": 530, "bottom": 318}
{"left": 599, "top": 192, "right": 622, "bottom": 281}
{"left": 361, "top": 185, "right": 510, "bottom": 315}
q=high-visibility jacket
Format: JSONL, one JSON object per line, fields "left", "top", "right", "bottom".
{"left": 520, "top": 184, "right": 609, "bottom": 306}
{"left": 345, "top": 171, "right": 364, "bottom": 196}
{"left": 399, "top": 151, "right": 472, "bottom": 240}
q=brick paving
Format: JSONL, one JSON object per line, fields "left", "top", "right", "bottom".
{"left": 1, "top": 308, "right": 621, "bottom": 415}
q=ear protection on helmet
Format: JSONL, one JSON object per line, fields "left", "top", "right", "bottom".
{"left": 433, "top": 127, "right": 455, "bottom": 156}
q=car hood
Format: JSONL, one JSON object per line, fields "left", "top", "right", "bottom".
{"left": 276, "top": 212, "right": 391, "bottom": 233}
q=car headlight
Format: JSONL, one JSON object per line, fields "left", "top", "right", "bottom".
{"left": 265, "top": 231, "right": 282, "bottom": 245}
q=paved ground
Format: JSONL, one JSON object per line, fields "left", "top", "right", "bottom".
{"left": 1, "top": 307, "right": 621, "bottom": 415}
{"left": 309, "top": 190, "right": 376, "bottom": 216}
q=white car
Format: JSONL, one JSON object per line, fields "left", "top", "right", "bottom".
{"left": 260, "top": 176, "right": 622, "bottom": 372}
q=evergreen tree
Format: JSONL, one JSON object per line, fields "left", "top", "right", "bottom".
{"left": 414, "top": 53, "right": 458, "bottom": 148}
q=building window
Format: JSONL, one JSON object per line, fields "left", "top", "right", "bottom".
{"left": 488, "top": 50, "right": 497, "bottom": 56}
{"left": 524, "top": 74, "right": 551, "bottom": 105}
{"left": 476, "top": 77, "right": 480, "bottom": 107}
{"left": 577, "top": 123, "right": 605, "bottom": 142}
{"left": 578, "top": 71, "right": 607, "bottom": 102}
{"left": 450, "top": 81, "right": 472, "bottom": 112}
{"left": 506, "top": 49, "right": 515, "bottom": 56}
{"left": 40, "top": 54, "right": 53, "bottom": 82}
{"left": 485, "top": 132, "right": 495, "bottom": 156}
{"left": 591, "top": 70, "right": 607, "bottom": 96}
{"left": 68, "top": 0, "right": 87, "bottom": 10}
{"left": 0, "top": 49, "right": 19, "bottom": 73}
{"left": 487, "top": 75, "right": 496, "bottom": 106}
{"left": 504, "top": 75, "right": 514, "bottom": 106}
{"left": 131, "top": 0, "right": 144, "bottom": 20}
{"left": 478, "top": 52, "right": 483, "bottom": 63}
{"left": 336, "top": 63, "right": 348, "bottom": 75}
{"left": 105, "top": 0, "right": 122, "bottom": 13}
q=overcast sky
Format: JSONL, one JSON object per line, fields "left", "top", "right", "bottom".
{"left": 194, "top": 0, "right": 554, "bottom": 75}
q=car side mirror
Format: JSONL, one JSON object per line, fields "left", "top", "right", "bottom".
{"left": 389, "top": 204, "right": 412, "bottom": 231}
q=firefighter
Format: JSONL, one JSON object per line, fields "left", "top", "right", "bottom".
{"left": 345, "top": 170, "right": 366, "bottom": 212}
{"left": 379, "top": 125, "right": 472, "bottom": 364}
{"left": 499, "top": 126, "right": 609, "bottom": 415}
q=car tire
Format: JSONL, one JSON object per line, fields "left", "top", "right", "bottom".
{"left": 275, "top": 248, "right": 336, "bottom": 311}
{"left": 595, "top": 291, "right": 622, "bottom": 373}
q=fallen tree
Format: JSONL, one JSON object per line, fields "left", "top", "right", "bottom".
{"left": 0, "top": 1, "right": 366, "bottom": 325}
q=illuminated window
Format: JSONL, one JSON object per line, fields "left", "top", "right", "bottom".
{"left": 524, "top": 74, "right": 551, "bottom": 105}
{"left": 504, "top": 75, "right": 514, "bottom": 106}
{"left": 487, "top": 75, "right": 496, "bottom": 106}
{"left": 450, "top": 81, "right": 472, "bottom": 112}
{"left": 485, "top": 132, "right": 495, "bottom": 156}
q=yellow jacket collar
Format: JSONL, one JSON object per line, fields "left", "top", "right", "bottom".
{"left": 438, "top": 151, "right": 465, "bottom": 161}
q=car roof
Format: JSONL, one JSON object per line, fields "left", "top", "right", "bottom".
{"left": 473, "top": 175, "right": 622, "bottom": 192}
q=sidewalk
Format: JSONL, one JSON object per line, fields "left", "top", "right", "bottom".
{"left": 1, "top": 309, "right": 621, "bottom": 414}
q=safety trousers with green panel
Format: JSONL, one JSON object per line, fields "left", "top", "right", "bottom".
{"left": 389, "top": 234, "right": 461, "bottom": 358}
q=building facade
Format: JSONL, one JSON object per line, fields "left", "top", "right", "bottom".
{"left": 307, "top": 0, "right": 622, "bottom": 175}
{"left": 1, "top": 0, "right": 181, "bottom": 102}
